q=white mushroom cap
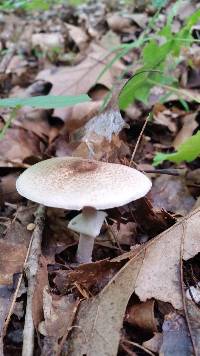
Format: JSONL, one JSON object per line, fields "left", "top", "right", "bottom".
{"left": 16, "top": 156, "right": 152, "bottom": 210}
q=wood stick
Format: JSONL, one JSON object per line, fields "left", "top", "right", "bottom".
{"left": 22, "top": 205, "right": 46, "bottom": 356}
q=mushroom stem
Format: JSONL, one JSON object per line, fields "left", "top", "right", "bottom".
{"left": 68, "top": 208, "right": 107, "bottom": 264}
{"left": 76, "top": 233, "right": 94, "bottom": 263}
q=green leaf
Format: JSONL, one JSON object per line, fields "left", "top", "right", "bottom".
{"left": 143, "top": 39, "right": 174, "bottom": 66}
{"left": 153, "top": 130, "right": 200, "bottom": 166}
{"left": 0, "top": 94, "right": 90, "bottom": 109}
{"left": 159, "top": 25, "right": 172, "bottom": 40}
{"left": 119, "top": 71, "right": 149, "bottom": 109}
{"left": 134, "top": 83, "right": 152, "bottom": 104}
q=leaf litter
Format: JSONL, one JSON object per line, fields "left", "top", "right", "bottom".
{"left": 0, "top": 1, "right": 200, "bottom": 355}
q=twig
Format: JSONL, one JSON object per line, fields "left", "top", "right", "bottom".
{"left": 121, "top": 342, "right": 137, "bottom": 356}
{"left": 129, "top": 112, "right": 152, "bottom": 167}
{"left": 22, "top": 205, "right": 46, "bottom": 356}
{"left": 122, "top": 339, "right": 155, "bottom": 356}
{"left": 3, "top": 275, "right": 23, "bottom": 336}
{"left": 180, "top": 222, "right": 198, "bottom": 356}
{"left": 143, "top": 168, "right": 181, "bottom": 176}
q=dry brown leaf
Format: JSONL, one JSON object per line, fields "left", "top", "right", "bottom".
{"left": 31, "top": 33, "right": 65, "bottom": 52}
{"left": 38, "top": 287, "right": 76, "bottom": 338}
{"left": 67, "top": 24, "right": 89, "bottom": 51}
{"left": 128, "top": 13, "right": 148, "bottom": 29}
{"left": 5, "top": 55, "right": 28, "bottom": 79}
{"left": 133, "top": 198, "right": 175, "bottom": 237}
{"left": 100, "top": 30, "right": 120, "bottom": 50}
{"left": 54, "top": 259, "right": 124, "bottom": 295}
{"left": 173, "top": 112, "right": 198, "bottom": 149}
{"left": 111, "top": 222, "right": 137, "bottom": 245}
{"left": 106, "top": 14, "right": 133, "bottom": 33}
{"left": 0, "top": 173, "right": 21, "bottom": 204}
{"left": 15, "top": 107, "right": 51, "bottom": 139}
{"left": 0, "top": 127, "right": 44, "bottom": 166}
{"left": 58, "top": 100, "right": 102, "bottom": 129}
{"left": 151, "top": 175, "right": 195, "bottom": 215}
{"left": 72, "top": 133, "right": 127, "bottom": 161}
{"left": 67, "top": 208, "right": 200, "bottom": 356}
{"left": 0, "top": 241, "right": 27, "bottom": 285}
{"left": 0, "top": 205, "right": 36, "bottom": 284}
{"left": 153, "top": 110, "right": 177, "bottom": 133}
{"left": 37, "top": 43, "right": 124, "bottom": 121}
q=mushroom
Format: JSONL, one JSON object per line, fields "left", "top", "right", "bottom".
{"left": 16, "top": 157, "right": 152, "bottom": 263}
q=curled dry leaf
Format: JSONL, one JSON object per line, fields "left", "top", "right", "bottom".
{"left": 67, "top": 208, "right": 200, "bottom": 356}
{"left": 125, "top": 299, "right": 158, "bottom": 333}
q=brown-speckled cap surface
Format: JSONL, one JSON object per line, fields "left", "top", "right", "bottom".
{"left": 16, "top": 157, "right": 152, "bottom": 210}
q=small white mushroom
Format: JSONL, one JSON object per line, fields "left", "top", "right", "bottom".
{"left": 16, "top": 156, "right": 152, "bottom": 263}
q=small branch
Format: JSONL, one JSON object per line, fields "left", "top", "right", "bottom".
{"left": 143, "top": 168, "right": 181, "bottom": 176}
{"left": 129, "top": 112, "right": 152, "bottom": 167}
{"left": 122, "top": 339, "right": 156, "bottom": 356}
{"left": 22, "top": 205, "right": 46, "bottom": 356}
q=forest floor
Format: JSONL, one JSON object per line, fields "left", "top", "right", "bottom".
{"left": 0, "top": 1, "right": 200, "bottom": 355}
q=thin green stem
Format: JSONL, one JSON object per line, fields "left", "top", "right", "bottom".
{"left": 0, "top": 107, "right": 19, "bottom": 139}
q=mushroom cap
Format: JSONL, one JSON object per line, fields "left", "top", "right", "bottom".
{"left": 16, "top": 156, "right": 152, "bottom": 210}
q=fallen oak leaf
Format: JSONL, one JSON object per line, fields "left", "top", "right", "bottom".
{"left": 67, "top": 207, "right": 200, "bottom": 356}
